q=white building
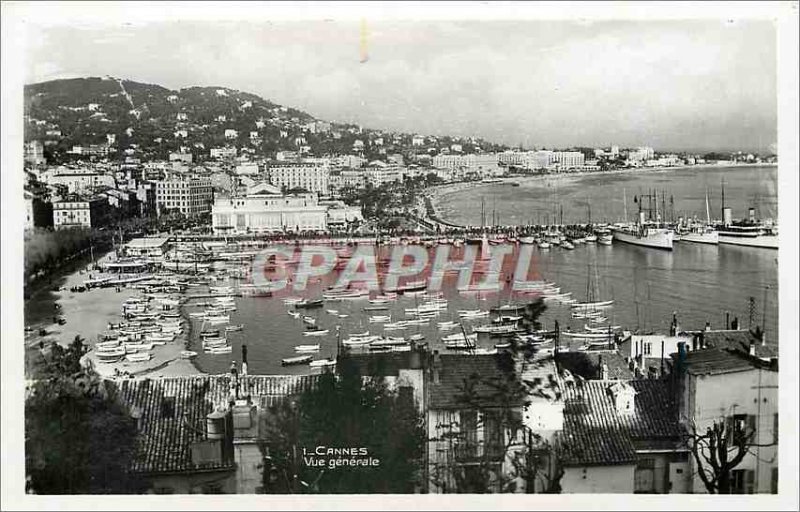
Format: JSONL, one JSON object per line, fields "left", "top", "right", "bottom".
{"left": 677, "top": 346, "right": 779, "bottom": 494}
{"left": 267, "top": 161, "right": 330, "bottom": 195}
{"left": 225, "top": 129, "right": 238, "bottom": 140}
{"left": 210, "top": 147, "right": 237, "bottom": 159}
{"left": 52, "top": 196, "right": 109, "bottom": 229}
{"left": 412, "top": 135, "right": 425, "bottom": 146}
{"left": 156, "top": 176, "right": 213, "bottom": 216}
{"left": 235, "top": 162, "right": 260, "bottom": 175}
{"left": 364, "top": 161, "right": 404, "bottom": 187}
{"left": 552, "top": 151, "right": 586, "bottom": 170}
{"left": 43, "top": 168, "right": 116, "bottom": 194}
{"left": 24, "top": 140, "right": 46, "bottom": 166}
{"left": 211, "top": 183, "right": 327, "bottom": 233}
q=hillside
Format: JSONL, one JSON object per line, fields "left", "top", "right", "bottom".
{"left": 24, "top": 76, "right": 509, "bottom": 164}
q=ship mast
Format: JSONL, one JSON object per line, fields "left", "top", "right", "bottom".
{"left": 705, "top": 188, "right": 711, "bottom": 224}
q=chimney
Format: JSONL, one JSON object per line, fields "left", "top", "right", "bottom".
{"left": 432, "top": 350, "right": 441, "bottom": 384}
{"left": 723, "top": 207, "right": 732, "bottom": 226}
{"left": 705, "top": 321, "right": 711, "bottom": 332}
{"left": 748, "top": 207, "right": 755, "bottom": 222}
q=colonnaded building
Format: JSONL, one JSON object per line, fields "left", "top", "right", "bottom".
{"left": 211, "top": 182, "right": 361, "bottom": 234}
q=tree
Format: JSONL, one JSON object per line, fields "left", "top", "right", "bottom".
{"left": 258, "top": 356, "right": 426, "bottom": 493}
{"left": 685, "top": 417, "right": 774, "bottom": 494}
{"left": 25, "top": 336, "right": 145, "bottom": 494}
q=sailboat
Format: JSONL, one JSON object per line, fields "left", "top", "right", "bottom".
{"left": 571, "top": 262, "right": 614, "bottom": 310}
{"left": 676, "top": 189, "right": 719, "bottom": 245}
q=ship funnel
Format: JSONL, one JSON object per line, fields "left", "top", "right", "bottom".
{"left": 748, "top": 208, "right": 755, "bottom": 222}
{"left": 722, "top": 207, "right": 732, "bottom": 226}
{"left": 639, "top": 211, "right": 646, "bottom": 225}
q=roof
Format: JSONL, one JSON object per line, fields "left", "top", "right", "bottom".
{"left": 126, "top": 237, "right": 171, "bottom": 249}
{"left": 697, "top": 330, "right": 779, "bottom": 360}
{"left": 677, "top": 348, "right": 768, "bottom": 376}
{"left": 246, "top": 182, "right": 282, "bottom": 196}
{"left": 347, "top": 352, "right": 418, "bottom": 377}
{"left": 556, "top": 350, "right": 636, "bottom": 381}
{"left": 428, "top": 353, "right": 526, "bottom": 410}
{"left": 558, "top": 379, "right": 683, "bottom": 467}
{"left": 112, "top": 374, "right": 320, "bottom": 475}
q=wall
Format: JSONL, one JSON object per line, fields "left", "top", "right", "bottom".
{"left": 686, "top": 367, "right": 779, "bottom": 493}
{"left": 233, "top": 441, "right": 264, "bottom": 494}
{"left": 146, "top": 469, "right": 236, "bottom": 494}
{"left": 561, "top": 464, "right": 635, "bottom": 493}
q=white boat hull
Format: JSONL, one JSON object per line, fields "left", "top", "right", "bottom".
{"left": 612, "top": 228, "right": 673, "bottom": 250}
{"left": 677, "top": 231, "right": 719, "bottom": 245}
{"left": 718, "top": 234, "right": 778, "bottom": 249}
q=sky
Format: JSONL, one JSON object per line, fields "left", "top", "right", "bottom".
{"left": 23, "top": 17, "right": 778, "bottom": 153}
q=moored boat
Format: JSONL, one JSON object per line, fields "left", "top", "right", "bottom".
{"left": 282, "top": 354, "right": 313, "bottom": 366}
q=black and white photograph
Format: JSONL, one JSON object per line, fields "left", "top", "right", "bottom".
{"left": 1, "top": 1, "right": 798, "bottom": 509}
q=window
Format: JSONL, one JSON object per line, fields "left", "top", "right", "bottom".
{"left": 730, "top": 469, "right": 755, "bottom": 494}
{"left": 729, "top": 414, "right": 756, "bottom": 443}
{"left": 483, "top": 412, "right": 505, "bottom": 462}
{"left": 456, "top": 410, "right": 478, "bottom": 461}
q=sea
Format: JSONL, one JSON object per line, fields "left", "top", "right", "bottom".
{"left": 188, "top": 165, "right": 779, "bottom": 375}
{"left": 24, "top": 165, "right": 781, "bottom": 376}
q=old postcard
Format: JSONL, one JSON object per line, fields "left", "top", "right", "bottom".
{"left": 1, "top": 1, "right": 798, "bottom": 510}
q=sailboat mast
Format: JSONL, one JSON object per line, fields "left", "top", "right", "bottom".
{"left": 721, "top": 178, "right": 725, "bottom": 221}
{"left": 623, "top": 188, "right": 628, "bottom": 223}
{"left": 705, "top": 189, "right": 711, "bottom": 224}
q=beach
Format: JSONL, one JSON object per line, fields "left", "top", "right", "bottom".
{"left": 26, "top": 259, "right": 202, "bottom": 379}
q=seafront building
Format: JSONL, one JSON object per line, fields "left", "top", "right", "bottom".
{"left": 52, "top": 195, "right": 110, "bottom": 229}
{"left": 211, "top": 182, "right": 328, "bottom": 233}
{"left": 266, "top": 161, "right": 330, "bottom": 195}
{"left": 155, "top": 176, "right": 213, "bottom": 216}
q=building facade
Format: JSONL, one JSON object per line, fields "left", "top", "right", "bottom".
{"left": 156, "top": 176, "right": 213, "bottom": 216}
{"left": 52, "top": 196, "right": 109, "bottom": 229}
{"left": 211, "top": 183, "right": 328, "bottom": 233}
{"left": 266, "top": 161, "right": 330, "bottom": 195}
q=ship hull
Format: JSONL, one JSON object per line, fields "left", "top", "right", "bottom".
{"left": 677, "top": 231, "right": 719, "bottom": 245}
{"left": 718, "top": 234, "right": 778, "bottom": 249}
{"left": 612, "top": 228, "right": 673, "bottom": 250}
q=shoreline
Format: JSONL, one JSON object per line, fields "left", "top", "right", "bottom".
{"left": 25, "top": 254, "right": 203, "bottom": 379}
{"left": 426, "top": 163, "right": 777, "bottom": 226}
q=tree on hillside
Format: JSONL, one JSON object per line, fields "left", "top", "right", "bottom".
{"left": 25, "top": 336, "right": 146, "bottom": 494}
{"left": 258, "top": 357, "right": 426, "bottom": 494}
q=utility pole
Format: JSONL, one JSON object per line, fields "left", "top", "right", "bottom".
{"left": 748, "top": 296, "right": 756, "bottom": 330}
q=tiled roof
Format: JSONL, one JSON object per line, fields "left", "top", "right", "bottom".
{"left": 428, "top": 353, "right": 525, "bottom": 410}
{"left": 676, "top": 348, "right": 763, "bottom": 376}
{"left": 346, "top": 352, "right": 418, "bottom": 377}
{"left": 558, "top": 379, "right": 682, "bottom": 467}
{"left": 112, "top": 374, "right": 320, "bottom": 474}
{"left": 698, "top": 330, "right": 778, "bottom": 360}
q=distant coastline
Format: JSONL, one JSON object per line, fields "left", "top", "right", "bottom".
{"left": 426, "top": 163, "right": 777, "bottom": 226}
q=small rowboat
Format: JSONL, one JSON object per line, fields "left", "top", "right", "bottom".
{"left": 125, "top": 352, "right": 152, "bottom": 363}
{"left": 309, "top": 358, "right": 336, "bottom": 368}
{"left": 282, "top": 354, "right": 313, "bottom": 366}
{"left": 303, "top": 329, "right": 330, "bottom": 337}
{"left": 294, "top": 344, "right": 320, "bottom": 352}
{"left": 208, "top": 346, "right": 233, "bottom": 354}
{"left": 180, "top": 350, "right": 198, "bottom": 359}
